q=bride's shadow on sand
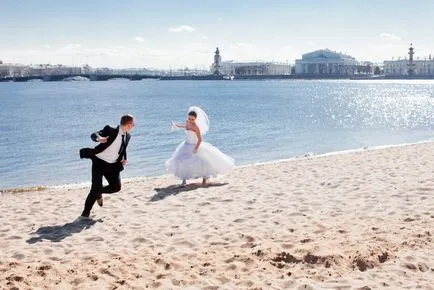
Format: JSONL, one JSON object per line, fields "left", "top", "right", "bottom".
{"left": 26, "top": 217, "right": 102, "bottom": 244}
{"left": 151, "top": 182, "right": 228, "bottom": 201}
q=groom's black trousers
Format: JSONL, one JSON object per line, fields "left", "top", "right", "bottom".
{"left": 82, "top": 157, "right": 121, "bottom": 216}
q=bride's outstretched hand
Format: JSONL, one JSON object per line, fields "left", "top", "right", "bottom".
{"left": 170, "top": 121, "right": 179, "bottom": 131}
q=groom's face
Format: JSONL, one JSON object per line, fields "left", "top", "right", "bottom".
{"left": 123, "top": 121, "right": 135, "bottom": 133}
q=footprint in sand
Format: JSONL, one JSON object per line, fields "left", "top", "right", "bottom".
{"left": 281, "top": 243, "right": 294, "bottom": 249}
{"left": 417, "top": 262, "right": 429, "bottom": 272}
{"left": 37, "top": 265, "right": 51, "bottom": 271}
{"left": 6, "top": 274, "right": 24, "bottom": 282}
{"left": 11, "top": 253, "right": 25, "bottom": 260}
{"left": 220, "top": 199, "right": 234, "bottom": 202}
{"left": 64, "top": 249, "right": 74, "bottom": 255}
{"left": 241, "top": 234, "right": 255, "bottom": 242}
{"left": 132, "top": 237, "right": 148, "bottom": 243}
{"left": 44, "top": 249, "right": 53, "bottom": 255}
{"left": 100, "top": 268, "right": 118, "bottom": 278}
{"left": 178, "top": 240, "right": 196, "bottom": 248}
{"left": 297, "top": 284, "right": 316, "bottom": 290}
{"left": 87, "top": 273, "right": 99, "bottom": 281}
{"left": 402, "top": 263, "right": 418, "bottom": 271}
{"left": 36, "top": 265, "right": 52, "bottom": 277}
{"left": 225, "top": 263, "right": 237, "bottom": 270}
{"left": 85, "top": 236, "right": 104, "bottom": 242}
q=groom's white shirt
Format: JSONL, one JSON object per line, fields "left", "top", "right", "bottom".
{"left": 95, "top": 127, "right": 124, "bottom": 163}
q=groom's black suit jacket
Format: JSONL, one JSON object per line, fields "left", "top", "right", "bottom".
{"left": 80, "top": 125, "right": 131, "bottom": 170}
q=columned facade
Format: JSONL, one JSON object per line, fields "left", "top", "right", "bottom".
{"left": 383, "top": 45, "right": 434, "bottom": 77}
{"left": 295, "top": 49, "right": 359, "bottom": 76}
{"left": 384, "top": 59, "right": 434, "bottom": 76}
{"left": 218, "top": 61, "right": 290, "bottom": 76}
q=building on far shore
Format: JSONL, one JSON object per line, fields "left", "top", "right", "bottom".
{"left": 0, "top": 62, "right": 29, "bottom": 78}
{"left": 295, "top": 49, "right": 365, "bottom": 76}
{"left": 0, "top": 62, "right": 84, "bottom": 78}
{"left": 209, "top": 48, "right": 291, "bottom": 76}
{"left": 27, "top": 64, "right": 83, "bottom": 76}
{"left": 218, "top": 61, "right": 291, "bottom": 76}
{"left": 383, "top": 44, "right": 434, "bottom": 77}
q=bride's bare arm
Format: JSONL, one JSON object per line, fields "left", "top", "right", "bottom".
{"left": 193, "top": 126, "right": 202, "bottom": 153}
{"left": 174, "top": 121, "right": 186, "bottom": 128}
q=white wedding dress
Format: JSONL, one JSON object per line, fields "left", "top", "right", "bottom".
{"left": 166, "top": 130, "right": 235, "bottom": 180}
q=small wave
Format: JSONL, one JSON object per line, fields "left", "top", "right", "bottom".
{"left": 238, "top": 139, "right": 434, "bottom": 168}
{"left": 62, "top": 76, "right": 90, "bottom": 81}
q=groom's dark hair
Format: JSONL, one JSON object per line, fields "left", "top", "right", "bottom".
{"left": 120, "top": 114, "right": 134, "bottom": 125}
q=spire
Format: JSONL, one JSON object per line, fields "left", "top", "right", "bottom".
{"left": 408, "top": 43, "right": 415, "bottom": 76}
{"left": 212, "top": 47, "right": 221, "bottom": 75}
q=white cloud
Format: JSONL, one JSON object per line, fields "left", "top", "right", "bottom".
{"left": 168, "top": 25, "right": 195, "bottom": 33}
{"left": 133, "top": 37, "right": 145, "bottom": 43}
{"left": 44, "top": 44, "right": 51, "bottom": 49}
{"left": 380, "top": 33, "right": 402, "bottom": 41}
{"left": 217, "top": 17, "right": 223, "bottom": 21}
{"left": 201, "top": 35, "right": 209, "bottom": 40}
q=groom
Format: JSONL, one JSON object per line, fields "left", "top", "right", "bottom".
{"left": 79, "top": 114, "right": 135, "bottom": 218}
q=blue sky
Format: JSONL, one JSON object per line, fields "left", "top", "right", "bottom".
{"left": 1, "top": 0, "right": 434, "bottom": 69}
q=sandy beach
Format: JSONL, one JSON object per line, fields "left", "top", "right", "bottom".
{"left": 1, "top": 142, "right": 433, "bottom": 289}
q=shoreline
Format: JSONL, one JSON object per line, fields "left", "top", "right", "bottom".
{"left": 2, "top": 139, "right": 433, "bottom": 194}
{"left": 4, "top": 74, "right": 434, "bottom": 83}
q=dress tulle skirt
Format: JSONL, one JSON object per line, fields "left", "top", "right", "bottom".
{"left": 166, "top": 141, "right": 235, "bottom": 180}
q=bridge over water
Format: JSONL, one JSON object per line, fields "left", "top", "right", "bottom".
{"left": 0, "top": 74, "right": 161, "bottom": 82}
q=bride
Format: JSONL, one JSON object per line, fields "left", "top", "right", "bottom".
{"left": 166, "top": 106, "right": 235, "bottom": 186}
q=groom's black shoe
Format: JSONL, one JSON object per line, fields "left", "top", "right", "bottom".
{"left": 81, "top": 211, "right": 90, "bottom": 218}
{"left": 97, "top": 195, "right": 103, "bottom": 207}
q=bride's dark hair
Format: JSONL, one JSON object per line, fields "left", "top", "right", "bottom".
{"left": 188, "top": 111, "right": 197, "bottom": 118}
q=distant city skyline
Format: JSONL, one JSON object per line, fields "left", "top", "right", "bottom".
{"left": 2, "top": 0, "right": 434, "bottom": 69}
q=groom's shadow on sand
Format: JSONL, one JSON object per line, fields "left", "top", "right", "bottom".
{"left": 26, "top": 217, "right": 102, "bottom": 244}
{"left": 151, "top": 182, "right": 228, "bottom": 201}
